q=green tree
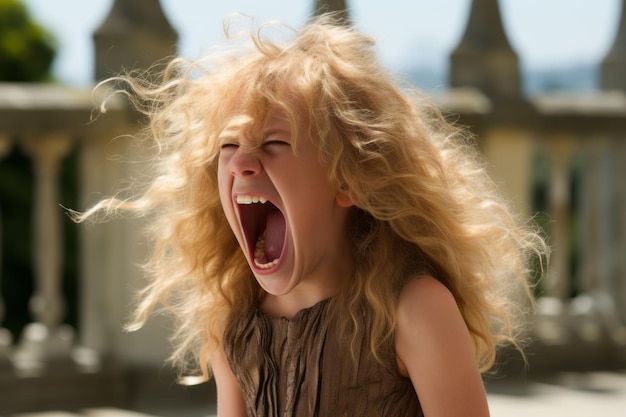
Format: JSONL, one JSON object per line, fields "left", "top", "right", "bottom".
{"left": 0, "top": 0, "right": 56, "bottom": 81}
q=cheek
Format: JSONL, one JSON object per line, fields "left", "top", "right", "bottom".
{"left": 218, "top": 187, "right": 241, "bottom": 245}
{"left": 217, "top": 162, "right": 235, "bottom": 223}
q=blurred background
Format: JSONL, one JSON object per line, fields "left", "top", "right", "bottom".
{"left": 15, "top": 0, "right": 625, "bottom": 92}
{"left": 0, "top": 0, "right": 625, "bottom": 416}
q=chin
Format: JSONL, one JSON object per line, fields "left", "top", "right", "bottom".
{"left": 255, "top": 274, "right": 297, "bottom": 297}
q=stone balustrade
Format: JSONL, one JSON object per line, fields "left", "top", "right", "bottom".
{"left": 531, "top": 92, "right": 626, "bottom": 370}
{"left": 434, "top": 88, "right": 626, "bottom": 372}
{"left": 0, "top": 85, "right": 103, "bottom": 375}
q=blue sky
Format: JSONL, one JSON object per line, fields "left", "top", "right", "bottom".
{"left": 22, "top": 0, "right": 623, "bottom": 87}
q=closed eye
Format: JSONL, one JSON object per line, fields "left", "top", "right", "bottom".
{"left": 220, "top": 142, "right": 239, "bottom": 150}
{"left": 262, "top": 140, "right": 290, "bottom": 148}
{"left": 261, "top": 140, "right": 291, "bottom": 157}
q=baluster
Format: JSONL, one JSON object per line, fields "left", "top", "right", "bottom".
{"left": 546, "top": 137, "right": 575, "bottom": 299}
{"left": 573, "top": 138, "right": 615, "bottom": 342}
{"left": 535, "top": 135, "right": 575, "bottom": 344}
{"left": 0, "top": 134, "right": 14, "bottom": 360}
{"left": 614, "top": 139, "right": 626, "bottom": 342}
{"left": 12, "top": 134, "right": 74, "bottom": 376}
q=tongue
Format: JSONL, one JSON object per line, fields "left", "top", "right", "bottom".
{"left": 264, "top": 210, "right": 285, "bottom": 262}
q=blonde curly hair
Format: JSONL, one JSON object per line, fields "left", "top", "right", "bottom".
{"left": 78, "top": 14, "right": 546, "bottom": 383}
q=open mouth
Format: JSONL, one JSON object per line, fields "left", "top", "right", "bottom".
{"left": 237, "top": 195, "right": 286, "bottom": 270}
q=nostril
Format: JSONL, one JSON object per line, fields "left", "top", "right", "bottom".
{"left": 230, "top": 149, "right": 262, "bottom": 177}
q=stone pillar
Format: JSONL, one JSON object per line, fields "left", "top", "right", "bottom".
{"left": 448, "top": 0, "right": 537, "bottom": 342}
{"left": 481, "top": 128, "right": 533, "bottom": 217}
{"left": 602, "top": 0, "right": 626, "bottom": 90}
{"left": 450, "top": 0, "right": 521, "bottom": 100}
{"left": 544, "top": 136, "right": 574, "bottom": 302}
{"left": 93, "top": 0, "right": 178, "bottom": 81}
{"left": 12, "top": 134, "right": 74, "bottom": 376}
{"left": 534, "top": 135, "right": 576, "bottom": 345}
{"left": 80, "top": 1, "right": 180, "bottom": 368}
{"left": 576, "top": 140, "right": 613, "bottom": 295}
{"left": 573, "top": 137, "right": 615, "bottom": 342}
{"left": 617, "top": 140, "right": 626, "bottom": 332}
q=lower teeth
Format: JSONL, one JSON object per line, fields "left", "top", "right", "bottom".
{"left": 254, "top": 258, "right": 279, "bottom": 269}
{"left": 254, "top": 231, "right": 279, "bottom": 269}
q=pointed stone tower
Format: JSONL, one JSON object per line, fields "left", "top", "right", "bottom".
{"left": 82, "top": 0, "right": 180, "bottom": 369}
{"left": 313, "top": 0, "right": 350, "bottom": 24}
{"left": 450, "top": 0, "right": 521, "bottom": 100}
{"left": 602, "top": 0, "right": 626, "bottom": 90}
{"left": 93, "top": 0, "right": 178, "bottom": 81}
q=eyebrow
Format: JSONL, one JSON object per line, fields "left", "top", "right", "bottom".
{"left": 217, "top": 128, "right": 241, "bottom": 144}
{"left": 262, "top": 126, "right": 291, "bottom": 138}
{"left": 261, "top": 115, "right": 292, "bottom": 136}
{"left": 217, "top": 115, "right": 255, "bottom": 142}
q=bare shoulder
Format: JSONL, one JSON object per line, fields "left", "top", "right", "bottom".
{"left": 397, "top": 275, "right": 455, "bottom": 315}
{"left": 395, "top": 275, "right": 490, "bottom": 417}
{"left": 395, "top": 275, "right": 464, "bottom": 363}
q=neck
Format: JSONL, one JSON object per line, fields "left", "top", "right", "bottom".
{"left": 261, "top": 253, "right": 354, "bottom": 319}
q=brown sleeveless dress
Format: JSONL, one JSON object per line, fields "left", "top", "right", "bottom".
{"left": 223, "top": 298, "right": 423, "bottom": 417}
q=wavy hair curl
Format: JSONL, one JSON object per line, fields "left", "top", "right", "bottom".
{"left": 77, "top": 14, "right": 546, "bottom": 382}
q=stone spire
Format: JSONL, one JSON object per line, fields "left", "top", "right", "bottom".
{"left": 450, "top": 0, "right": 521, "bottom": 100}
{"left": 313, "top": 0, "right": 350, "bottom": 24}
{"left": 93, "top": 0, "right": 178, "bottom": 81}
{"left": 602, "top": 0, "right": 626, "bottom": 90}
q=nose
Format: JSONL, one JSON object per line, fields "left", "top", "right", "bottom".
{"left": 230, "top": 148, "right": 262, "bottom": 178}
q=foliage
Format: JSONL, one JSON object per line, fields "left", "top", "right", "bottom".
{"left": 0, "top": 0, "right": 57, "bottom": 81}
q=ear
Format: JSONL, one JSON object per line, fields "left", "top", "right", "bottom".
{"left": 335, "top": 185, "right": 354, "bottom": 208}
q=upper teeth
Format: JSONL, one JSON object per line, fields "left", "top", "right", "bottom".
{"left": 236, "top": 195, "right": 267, "bottom": 204}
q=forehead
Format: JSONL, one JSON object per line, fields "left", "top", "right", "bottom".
{"left": 263, "top": 106, "right": 292, "bottom": 133}
{"left": 220, "top": 103, "right": 299, "bottom": 144}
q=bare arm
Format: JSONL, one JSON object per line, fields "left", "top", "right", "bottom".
{"left": 395, "top": 276, "right": 490, "bottom": 417}
{"left": 212, "top": 344, "right": 248, "bottom": 417}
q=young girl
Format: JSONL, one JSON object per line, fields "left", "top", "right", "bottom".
{"left": 79, "top": 14, "right": 546, "bottom": 417}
